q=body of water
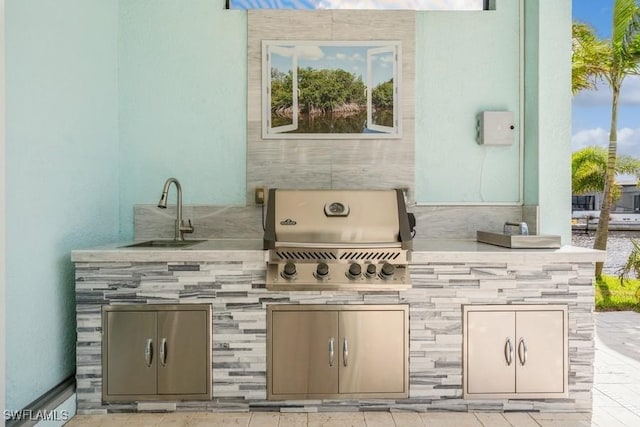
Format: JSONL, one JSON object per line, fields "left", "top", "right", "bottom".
{"left": 572, "top": 231, "right": 640, "bottom": 276}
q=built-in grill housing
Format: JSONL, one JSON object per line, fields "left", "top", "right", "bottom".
{"left": 264, "top": 189, "right": 413, "bottom": 290}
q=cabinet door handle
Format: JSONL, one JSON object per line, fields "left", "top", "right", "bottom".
{"left": 504, "top": 338, "right": 513, "bottom": 366}
{"left": 144, "top": 338, "right": 153, "bottom": 367}
{"left": 343, "top": 338, "right": 349, "bottom": 367}
{"left": 160, "top": 338, "right": 167, "bottom": 367}
{"left": 328, "top": 337, "right": 335, "bottom": 367}
{"left": 518, "top": 338, "right": 528, "bottom": 366}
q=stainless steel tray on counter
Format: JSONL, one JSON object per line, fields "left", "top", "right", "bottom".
{"left": 476, "top": 231, "right": 561, "bottom": 249}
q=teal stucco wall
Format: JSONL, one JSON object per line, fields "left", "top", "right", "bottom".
{"left": 5, "top": 0, "right": 120, "bottom": 411}
{"left": 416, "top": 1, "right": 522, "bottom": 204}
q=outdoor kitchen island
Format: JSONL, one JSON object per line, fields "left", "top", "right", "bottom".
{"left": 72, "top": 238, "right": 604, "bottom": 415}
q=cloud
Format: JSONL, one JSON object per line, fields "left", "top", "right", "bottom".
{"left": 572, "top": 128, "right": 608, "bottom": 150}
{"left": 621, "top": 76, "right": 640, "bottom": 103}
{"left": 573, "top": 127, "right": 640, "bottom": 158}
{"left": 574, "top": 75, "right": 640, "bottom": 106}
{"left": 618, "top": 128, "right": 640, "bottom": 156}
{"left": 293, "top": 45, "right": 324, "bottom": 60}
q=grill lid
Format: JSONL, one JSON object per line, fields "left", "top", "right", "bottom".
{"left": 264, "top": 189, "right": 413, "bottom": 250}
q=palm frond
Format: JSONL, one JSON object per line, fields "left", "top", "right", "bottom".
{"left": 618, "top": 239, "right": 640, "bottom": 284}
{"left": 572, "top": 23, "right": 611, "bottom": 93}
{"left": 616, "top": 154, "right": 640, "bottom": 175}
{"left": 613, "top": 0, "right": 638, "bottom": 48}
{"left": 612, "top": 0, "right": 640, "bottom": 78}
{"left": 571, "top": 146, "right": 640, "bottom": 202}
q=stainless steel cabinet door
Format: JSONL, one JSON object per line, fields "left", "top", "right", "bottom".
{"left": 270, "top": 310, "right": 339, "bottom": 397}
{"left": 515, "top": 310, "right": 566, "bottom": 394}
{"left": 338, "top": 310, "right": 406, "bottom": 394}
{"left": 105, "top": 311, "right": 157, "bottom": 396}
{"left": 157, "top": 310, "right": 210, "bottom": 396}
{"left": 466, "top": 311, "right": 516, "bottom": 395}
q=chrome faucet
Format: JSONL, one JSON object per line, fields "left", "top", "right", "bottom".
{"left": 157, "top": 177, "right": 194, "bottom": 241}
{"left": 503, "top": 221, "right": 529, "bottom": 236}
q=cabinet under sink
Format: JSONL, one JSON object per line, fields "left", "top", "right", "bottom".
{"left": 102, "top": 304, "right": 212, "bottom": 402}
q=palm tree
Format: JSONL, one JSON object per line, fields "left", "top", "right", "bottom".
{"left": 572, "top": 0, "right": 640, "bottom": 277}
{"left": 572, "top": 146, "right": 640, "bottom": 202}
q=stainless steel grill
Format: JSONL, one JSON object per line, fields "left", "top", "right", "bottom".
{"left": 264, "top": 189, "right": 414, "bottom": 290}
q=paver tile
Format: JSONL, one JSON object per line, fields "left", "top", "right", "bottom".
{"left": 502, "top": 413, "right": 539, "bottom": 427}
{"left": 391, "top": 412, "right": 424, "bottom": 427}
{"left": 308, "top": 412, "right": 366, "bottom": 427}
{"left": 473, "top": 413, "right": 510, "bottom": 427}
{"left": 420, "top": 412, "right": 482, "bottom": 427}
{"left": 279, "top": 413, "right": 308, "bottom": 427}
{"left": 363, "top": 412, "right": 395, "bottom": 427}
{"left": 249, "top": 412, "right": 280, "bottom": 427}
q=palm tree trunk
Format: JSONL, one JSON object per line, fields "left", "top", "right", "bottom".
{"left": 594, "top": 83, "right": 620, "bottom": 277}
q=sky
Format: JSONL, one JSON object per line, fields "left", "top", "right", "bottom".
{"left": 230, "top": 0, "right": 484, "bottom": 10}
{"left": 270, "top": 44, "right": 395, "bottom": 86}
{"left": 572, "top": 0, "right": 640, "bottom": 159}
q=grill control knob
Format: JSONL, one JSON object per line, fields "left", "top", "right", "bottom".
{"left": 379, "top": 262, "right": 395, "bottom": 280}
{"left": 365, "top": 264, "right": 377, "bottom": 278}
{"left": 315, "top": 262, "right": 329, "bottom": 279}
{"left": 281, "top": 262, "right": 297, "bottom": 280}
{"left": 347, "top": 263, "right": 362, "bottom": 280}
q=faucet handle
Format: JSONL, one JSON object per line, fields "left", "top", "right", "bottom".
{"left": 180, "top": 219, "right": 194, "bottom": 234}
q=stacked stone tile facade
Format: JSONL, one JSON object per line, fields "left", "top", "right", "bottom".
{"left": 75, "top": 253, "right": 595, "bottom": 414}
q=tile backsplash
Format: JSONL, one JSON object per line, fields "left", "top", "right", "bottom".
{"left": 134, "top": 204, "right": 532, "bottom": 241}
{"left": 246, "top": 10, "right": 416, "bottom": 204}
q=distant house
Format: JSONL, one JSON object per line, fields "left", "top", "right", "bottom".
{"left": 573, "top": 178, "right": 640, "bottom": 214}
{"left": 572, "top": 179, "right": 640, "bottom": 230}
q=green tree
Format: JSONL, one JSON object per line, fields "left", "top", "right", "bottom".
{"left": 572, "top": 0, "right": 640, "bottom": 277}
{"left": 572, "top": 146, "right": 640, "bottom": 202}
{"left": 297, "top": 67, "right": 366, "bottom": 113}
{"left": 372, "top": 79, "right": 394, "bottom": 109}
{"left": 270, "top": 68, "right": 293, "bottom": 113}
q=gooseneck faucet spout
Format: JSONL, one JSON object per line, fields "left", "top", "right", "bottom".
{"left": 157, "top": 177, "right": 194, "bottom": 241}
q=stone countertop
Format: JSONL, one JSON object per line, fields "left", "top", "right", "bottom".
{"left": 412, "top": 239, "right": 605, "bottom": 263}
{"left": 71, "top": 238, "right": 606, "bottom": 264}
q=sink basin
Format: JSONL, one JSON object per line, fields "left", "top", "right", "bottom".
{"left": 476, "top": 231, "right": 561, "bottom": 249}
{"left": 122, "top": 240, "right": 205, "bottom": 249}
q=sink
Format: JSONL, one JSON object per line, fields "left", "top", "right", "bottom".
{"left": 476, "top": 231, "right": 561, "bottom": 249}
{"left": 122, "top": 240, "right": 205, "bottom": 249}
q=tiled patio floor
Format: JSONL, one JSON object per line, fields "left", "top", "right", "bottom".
{"left": 591, "top": 312, "right": 640, "bottom": 427}
{"left": 65, "top": 312, "right": 640, "bottom": 427}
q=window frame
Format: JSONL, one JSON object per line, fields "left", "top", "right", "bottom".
{"left": 227, "top": 0, "right": 491, "bottom": 11}
{"left": 261, "top": 40, "right": 402, "bottom": 140}
{"left": 572, "top": 195, "right": 596, "bottom": 211}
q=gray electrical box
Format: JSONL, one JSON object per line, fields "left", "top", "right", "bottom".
{"left": 477, "top": 111, "right": 515, "bottom": 146}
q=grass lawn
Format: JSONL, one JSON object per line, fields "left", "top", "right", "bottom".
{"left": 596, "top": 275, "right": 640, "bottom": 312}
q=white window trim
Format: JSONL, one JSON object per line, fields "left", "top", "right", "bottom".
{"left": 262, "top": 40, "right": 402, "bottom": 140}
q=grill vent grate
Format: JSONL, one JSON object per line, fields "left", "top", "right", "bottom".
{"left": 274, "top": 249, "right": 403, "bottom": 262}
